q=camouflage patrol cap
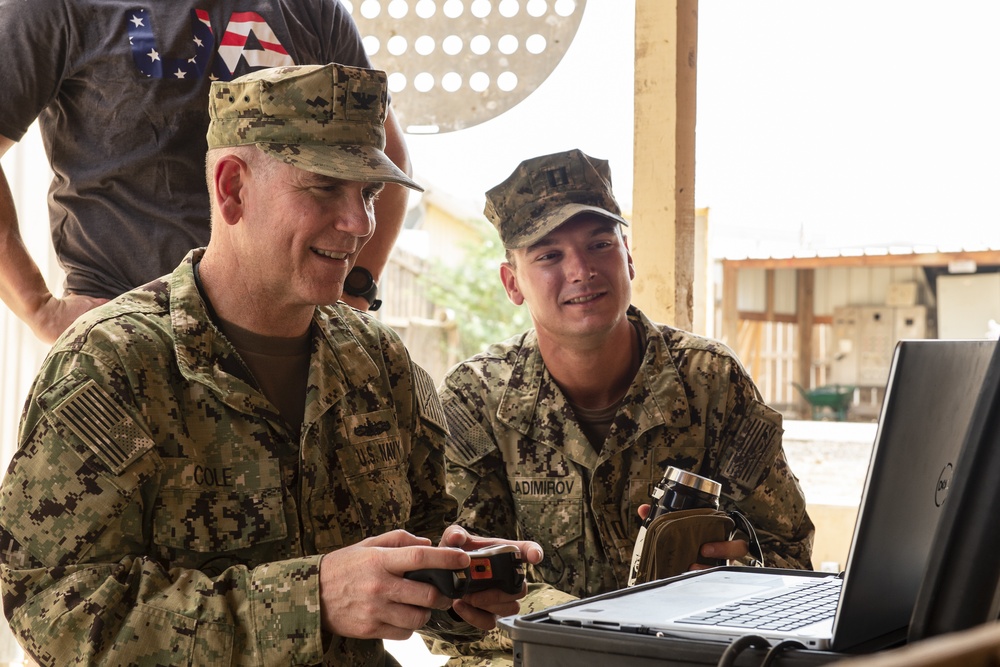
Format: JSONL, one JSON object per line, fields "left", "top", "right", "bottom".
{"left": 485, "top": 149, "right": 628, "bottom": 249}
{"left": 207, "top": 63, "right": 422, "bottom": 191}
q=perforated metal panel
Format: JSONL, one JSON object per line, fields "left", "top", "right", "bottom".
{"left": 344, "top": 0, "right": 587, "bottom": 133}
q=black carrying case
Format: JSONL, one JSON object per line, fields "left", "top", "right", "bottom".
{"left": 501, "top": 617, "right": 848, "bottom": 666}
{"left": 499, "top": 567, "right": 904, "bottom": 667}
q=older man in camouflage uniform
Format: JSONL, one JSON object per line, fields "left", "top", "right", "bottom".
{"left": 0, "top": 64, "right": 542, "bottom": 667}
{"left": 432, "top": 149, "right": 814, "bottom": 661}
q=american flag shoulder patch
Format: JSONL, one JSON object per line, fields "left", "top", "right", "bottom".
{"left": 442, "top": 400, "right": 495, "bottom": 466}
{"left": 412, "top": 364, "right": 447, "bottom": 434}
{"left": 38, "top": 375, "right": 155, "bottom": 476}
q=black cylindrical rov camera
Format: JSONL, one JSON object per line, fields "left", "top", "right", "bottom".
{"left": 626, "top": 466, "right": 722, "bottom": 586}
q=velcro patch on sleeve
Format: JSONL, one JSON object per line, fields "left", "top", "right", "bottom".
{"left": 442, "top": 399, "right": 495, "bottom": 466}
{"left": 39, "top": 375, "right": 155, "bottom": 476}
{"left": 719, "top": 412, "right": 782, "bottom": 493}
{"left": 412, "top": 363, "right": 448, "bottom": 434}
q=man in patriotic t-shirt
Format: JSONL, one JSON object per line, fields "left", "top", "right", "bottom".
{"left": 0, "top": 0, "right": 411, "bottom": 343}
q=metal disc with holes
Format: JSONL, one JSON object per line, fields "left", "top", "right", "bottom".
{"left": 344, "top": 0, "right": 586, "bottom": 134}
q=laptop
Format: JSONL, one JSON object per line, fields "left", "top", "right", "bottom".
{"left": 548, "top": 339, "right": 997, "bottom": 652}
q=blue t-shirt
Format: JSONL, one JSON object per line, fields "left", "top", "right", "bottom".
{"left": 0, "top": 0, "right": 371, "bottom": 298}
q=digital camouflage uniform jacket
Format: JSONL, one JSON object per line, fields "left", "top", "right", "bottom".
{"left": 443, "top": 307, "right": 815, "bottom": 607}
{"left": 0, "top": 250, "right": 469, "bottom": 666}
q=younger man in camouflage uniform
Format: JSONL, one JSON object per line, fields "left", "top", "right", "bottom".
{"left": 0, "top": 64, "right": 541, "bottom": 667}
{"left": 433, "top": 149, "right": 814, "bottom": 659}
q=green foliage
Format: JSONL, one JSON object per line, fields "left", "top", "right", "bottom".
{"left": 421, "top": 220, "right": 531, "bottom": 359}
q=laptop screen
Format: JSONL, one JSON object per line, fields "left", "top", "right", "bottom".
{"left": 909, "top": 338, "right": 1000, "bottom": 640}
{"left": 831, "top": 339, "right": 995, "bottom": 649}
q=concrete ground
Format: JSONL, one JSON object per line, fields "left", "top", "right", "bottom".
{"left": 783, "top": 419, "right": 877, "bottom": 506}
{"left": 782, "top": 419, "right": 877, "bottom": 572}
{"left": 387, "top": 636, "right": 449, "bottom": 666}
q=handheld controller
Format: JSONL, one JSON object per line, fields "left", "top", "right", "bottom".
{"left": 404, "top": 544, "right": 525, "bottom": 599}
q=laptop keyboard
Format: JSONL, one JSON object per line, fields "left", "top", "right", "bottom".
{"left": 676, "top": 577, "right": 842, "bottom": 631}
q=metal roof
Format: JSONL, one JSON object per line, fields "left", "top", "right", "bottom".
{"left": 718, "top": 243, "right": 1000, "bottom": 269}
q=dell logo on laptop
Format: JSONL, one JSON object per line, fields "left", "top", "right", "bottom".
{"left": 935, "top": 463, "right": 954, "bottom": 507}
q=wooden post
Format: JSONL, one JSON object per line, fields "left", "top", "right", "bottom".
{"left": 722, "top": 262, "right": 739, "bottom": 349}
{"left": 631, "top": 0, "right": 698, "bottom": 330}
{"left": 797, "top": 269, "right": 816, "bottom": 414}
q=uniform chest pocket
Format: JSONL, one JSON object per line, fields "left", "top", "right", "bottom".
{"left": 153, "top": 458, "right": 287, "bottom": 553}
{"left": 510, "top": 476, "right": 583, "bottom": 583}
{"left": 627, "top": 446, "right": 709, "bottom": 521}
{"left": 313, "top": 419, "right": 412, "bottom": 549}
{"left": 343, "top": 459, "right": 412, "bottom": 533}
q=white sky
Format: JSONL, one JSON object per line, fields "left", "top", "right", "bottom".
{"left": 405, "top": 1, "right": 1000, "bottom": 257}
{"left": 403, "top": 0, "right": 635, "bottom": 217}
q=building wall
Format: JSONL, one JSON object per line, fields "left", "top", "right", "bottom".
{"left": 723, "top": 262, "right": 944, "bottom": 418}
{"left": 735, "top": 265, "right": 934, "bottom": 316}
{"left": 937, "top": 273, "right": 1000, "bottom": 339}
{"left": 408, "top": 195, "right": 489, "bottom": 268}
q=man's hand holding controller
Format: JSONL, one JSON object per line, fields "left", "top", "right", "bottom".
{"left": 404, "top": 543, "right": 525, "bottom": 598}
{"left": 429, "top": 525, "right": 543, "bottom": 629}
{"left": 317, "top": 526, "right": 543, "bottom": 640}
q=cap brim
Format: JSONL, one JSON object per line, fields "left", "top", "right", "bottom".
{"left": 510, "top": 203, "right": 629, "bottom": 249}
{"left": 258, "top": 143, "right": 424, "bottom": 191}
